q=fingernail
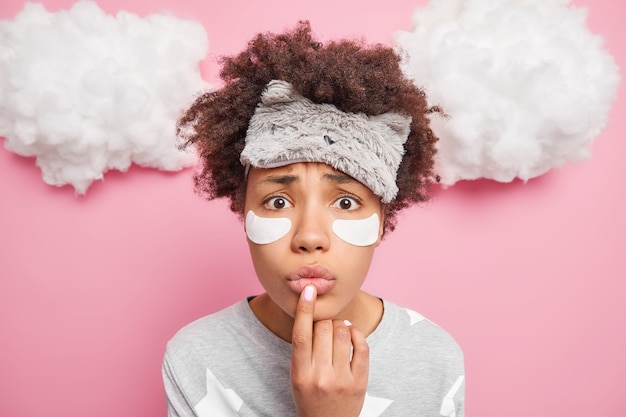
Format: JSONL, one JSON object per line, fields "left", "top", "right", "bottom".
{"left": 344, "top": 320, "right": 352, "bottom": 326}
{"left": 303, "top": 285, "right": 315, "bottom": 301}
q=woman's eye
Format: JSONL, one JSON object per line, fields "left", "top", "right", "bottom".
{"left": 333, "top": 196, "right": 359, "bottom": 210}
{"left": 265, "top": 196, "right": 292, "bottom": 210}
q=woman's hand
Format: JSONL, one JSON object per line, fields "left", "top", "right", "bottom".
{"left": 290, "top": 285, "right": 369, "bottom": 417}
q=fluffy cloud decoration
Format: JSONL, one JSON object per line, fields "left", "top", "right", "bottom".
{"left": 395, "top": 0, "right": 620, "bottom": 185}
{"left": 0, "top": 1, "right": 209, "bottom": 193}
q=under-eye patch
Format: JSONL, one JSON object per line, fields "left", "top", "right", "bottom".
{"left": 245, "top": 211, "right": 291, "bottom": 244}
{"left": 332, "top": 213, "right": 380, "bottom": 247}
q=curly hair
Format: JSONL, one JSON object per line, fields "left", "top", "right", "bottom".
{"left": 177, "top": 21, "right": 439, "bottom": 234}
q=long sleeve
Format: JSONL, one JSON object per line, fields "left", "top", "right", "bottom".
{"left": 162, "top": 351, "right": 197, "bottom": 417}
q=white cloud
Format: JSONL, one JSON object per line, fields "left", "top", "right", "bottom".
{"left": 395, "top": 0, "right": 620, "bottom": 185}
{"left": 0, "top": 1, "right": 209, "bottom": 193}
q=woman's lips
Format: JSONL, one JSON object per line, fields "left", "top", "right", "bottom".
{"left": 287, "top": 265, "right": 336, "bottom": 295}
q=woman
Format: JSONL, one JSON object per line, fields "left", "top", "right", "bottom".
{"left": 163, "top": 21, "right": 464, "bottom": 417}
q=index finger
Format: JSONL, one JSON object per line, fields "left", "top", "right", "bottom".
{"left": 290, "top": 285, "right": 316, "bottom": 368}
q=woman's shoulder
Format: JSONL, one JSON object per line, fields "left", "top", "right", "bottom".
{"left": 378, "top": 299, "right": 464, "bottom": 363}
{"left": 165, "top": 300, "right": 249, "bottom": 358}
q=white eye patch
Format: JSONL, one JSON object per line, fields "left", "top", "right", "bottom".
{"left": 245, "top": 210, "right": 292, "bottom": 244}
{"left": 245, "top": 210, "right": 380, "bottom": 247}
{"left": 332, "top": 213, "right": 380, "bottom": 247}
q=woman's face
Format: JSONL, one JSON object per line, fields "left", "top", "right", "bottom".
{"left": 243, "top": 162, "right": 383, "bottom": 322}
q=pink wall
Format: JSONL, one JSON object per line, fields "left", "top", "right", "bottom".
{"left": 1, "top": 0, "right": 624, "bottom": 416}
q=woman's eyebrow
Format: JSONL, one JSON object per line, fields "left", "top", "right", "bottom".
{"left": 323, "top": 173, "right": 355, "bottom": 184}
{"left": 259, "top": 174, "right": 298, "bottom": 185}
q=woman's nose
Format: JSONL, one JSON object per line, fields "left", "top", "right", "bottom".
{"left": 290, "top": 210, "right": 330, "bottom": 253}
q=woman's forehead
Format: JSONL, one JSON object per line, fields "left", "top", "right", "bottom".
{"left": 247, "top": 162, "right": 373, "bottom": 192}
{"left": 249, "top": 162, "right": 346, "bottom": 177}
